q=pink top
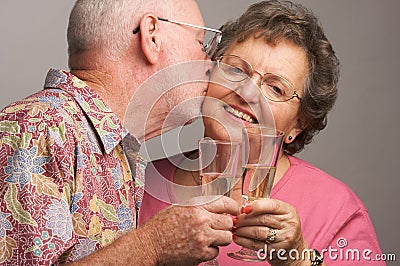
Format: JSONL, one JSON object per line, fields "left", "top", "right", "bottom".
{"left": 139, "top": 155, "right": 384, "bottom": 265}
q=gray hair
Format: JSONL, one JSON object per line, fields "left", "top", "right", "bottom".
{"left": 67, "top": 0, "right": 145, "bottom": 60}
{"left": 216, "top": 0, "right": 340, "bottom": 155}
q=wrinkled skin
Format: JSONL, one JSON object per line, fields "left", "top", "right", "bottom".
{"left": 141, "top": 196, "right": 239, "bottom": 265}
{"left": 234, "top": 198, "right": 310, "bottom": 266}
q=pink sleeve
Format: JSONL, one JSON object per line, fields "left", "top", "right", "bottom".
{"left": 322, "top": 207, "right": 385, "bottom": 265}
{"left": 138, "top": 159, "right": 176, "bottom": 226}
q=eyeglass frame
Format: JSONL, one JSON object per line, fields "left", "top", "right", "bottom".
{"left": 133, "top": 17, "right": 222, "bottom": 58}
{"left": 215, "top": 55, "right": 302, "bottom": 102}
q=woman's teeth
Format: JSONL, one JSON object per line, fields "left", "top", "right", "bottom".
{"left": 225, "top": 106, "right": 256, "bottom": 123}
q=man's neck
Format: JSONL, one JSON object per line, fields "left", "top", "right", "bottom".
{"left": 71, "top": 69, "right": 132, "bottom": 122}
{"left": 69, "top": 49, "right": 179, "bottom": 142}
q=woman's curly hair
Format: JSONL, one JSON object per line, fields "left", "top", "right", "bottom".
{"left": 214, "top": 0, "right": 340, "bottom": 155}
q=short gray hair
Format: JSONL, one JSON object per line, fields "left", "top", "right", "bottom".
{"left": 216, "top": 0, "right": 340, "bottom": 155}
{"left": 67, "top": 0, "right": 145, "bottom": 60}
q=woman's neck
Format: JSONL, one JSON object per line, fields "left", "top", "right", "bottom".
{"left": 274, "top": 153, "right": 291, "bottom": 187}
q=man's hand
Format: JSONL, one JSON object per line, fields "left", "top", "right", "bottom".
{"left": 70, "top": 196, "right": 238, "bottom": 265}
{"left": 141, "top": 195, "right": 239, "bottom": 265}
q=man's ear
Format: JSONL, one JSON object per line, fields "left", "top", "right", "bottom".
{"left": 139, "top": 14, "right": 162, "bottom": 65}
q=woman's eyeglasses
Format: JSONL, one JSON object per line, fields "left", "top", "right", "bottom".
{"left": 133, "top": 17, "right": 222, "bottom": 58}
{"left": 215, "top": 55, "right": 302, "bottom": 102}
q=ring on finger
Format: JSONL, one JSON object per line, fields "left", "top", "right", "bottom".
{"left": 266, "top": 229, "right": 277, "bottom": 244}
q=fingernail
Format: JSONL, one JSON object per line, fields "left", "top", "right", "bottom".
{"left": 233, "top": 217, "right": 239, "bottom": 226}
{"left": 243, "top": 205, "right": 253, "bottom": 214}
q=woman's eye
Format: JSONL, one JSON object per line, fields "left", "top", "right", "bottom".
{"left": 266, "top": 83, "right": 284, "bottom": 95}
{"left": 228, "top": 66, "right": 245, "bottom": 75}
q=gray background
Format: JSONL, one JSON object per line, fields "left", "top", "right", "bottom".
{"left": 0, "top": 0, "right": 398, "bottom": 263}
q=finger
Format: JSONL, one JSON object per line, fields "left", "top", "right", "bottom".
{"left": 233, "top": 228, "right": 284, "bottom": 251}
{"left": 236, "top": 213, "right": 285, "bottom": 229}
{"left": 233, "top": 225, "right": 271, "bottom": 242}
{"left": 209, "top": 229, "right": 233, "bottom": 247}
{"left": 234, "top": 227, "right": 298, "bottom": 252}
{"left": 246, "top": 198, "right": 293, "bottom": 216}
{"left": 201, "top": 246, "right": 220, "bottom": 262}
{"left": 209, "top": 212, "right": 235, "bottom": 231}
{"left": 233, "top": 234, "right": 267, "bottom": 252}
{"left": 201, "top": 195, "right": 240, "bottom": 216}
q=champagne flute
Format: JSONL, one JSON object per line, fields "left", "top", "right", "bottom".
{"left": 199, "top": 138, "right": 241, "bottom": 198}
{"left": 198, "top": 138, "right": 241, "bottom": 266}
{"left": 227, "top": 126, "right": 285, "bottom": 262}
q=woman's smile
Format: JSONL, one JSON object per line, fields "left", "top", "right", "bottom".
{"left": 223, "top": 104, "right": 258, "bottom": 124}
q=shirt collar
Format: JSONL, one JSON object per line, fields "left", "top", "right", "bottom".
{"left": 43, "top": 69, "right": 139, "bottom": 154}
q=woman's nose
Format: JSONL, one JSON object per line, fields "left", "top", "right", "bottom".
{"left": 235, "top": 76, "right": 263, "bottom": 104}
{"left": 250, "top": 70, "right": 265, "bottom": 87}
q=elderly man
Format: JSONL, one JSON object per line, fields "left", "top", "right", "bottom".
{"left": 0, "top": 0, "right": 238, "bottom": 265}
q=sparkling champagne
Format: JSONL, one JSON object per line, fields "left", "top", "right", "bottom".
{"left": 242, "top": 164, "right": 276, "bottom": 201}
{"left": 200, "top": 173, "right": 232, "bottom": 196}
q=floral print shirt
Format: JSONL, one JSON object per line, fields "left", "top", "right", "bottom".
{"left": 0, "top": 69, "right": 146, "bottom": 265}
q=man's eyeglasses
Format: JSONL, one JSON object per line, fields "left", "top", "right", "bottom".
{"left": 215, "top": 55, "right": 302, "bottom": 102}
{"left": 133, "top": 17, "right": 222, "bottom": 58}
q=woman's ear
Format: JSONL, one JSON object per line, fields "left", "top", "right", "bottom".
{"left": 285, "top": 124, "right": 303, "bottom": 144}
{"left": 285, "top": 117, "right": 308, "bottom": 144}
{"left": 139, "top": 14, "right": 162, "bottom": 65}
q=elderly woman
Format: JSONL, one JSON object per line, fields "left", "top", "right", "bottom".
{"left": 139, "top": 1, "right": 383, "bottom": 265}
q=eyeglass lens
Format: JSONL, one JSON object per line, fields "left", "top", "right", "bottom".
{"left": 217, "top": 56, "right": 297, "bottom": 102}
{"left": 204, "top": 31, "right": 222, "bottom": 57}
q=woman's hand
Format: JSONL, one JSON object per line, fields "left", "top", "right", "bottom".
{"left": 233, "top": 198, "right": 311, "bottom": 266}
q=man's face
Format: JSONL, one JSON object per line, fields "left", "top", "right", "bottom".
{"left": 153, "top": 0, "right": 210, "bottom": 135}
{"left": 164, "top": 0, "right": 208, "bottom": 63}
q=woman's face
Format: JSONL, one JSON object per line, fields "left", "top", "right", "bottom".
{"left": 202, "top": 36, "right": 308, "bottom": 145}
